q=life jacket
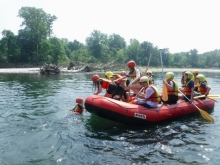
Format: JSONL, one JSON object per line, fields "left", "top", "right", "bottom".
{"left": 143, "top": 85, "right": 161, "bottom": 102}
{"left": 73, "top": 104, "right": 84, "bottom": 114}
{"left": 197, "top": 82, "right": 208, "bottom": 95}
{"left": 112, "top": 74, "right": 122, "bottom": 80}
{"left": 167, "top": 80, "right": 178, "bottom": 96}
{"left": 184, "top": 79, "right": 193, "bottom": 95}
{"left": 128, "top": 68, "right": 142, "bottom": 84}
{"left": 112, "top": 74, "right": 126, "bottom": 84}
{"left": 98, "top": 78, "right": 111, "bottom": 89}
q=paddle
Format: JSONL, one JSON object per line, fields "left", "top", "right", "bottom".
{"left": 129, "top": 87, "right": 144, "bottom": 103}
{"left": 194, "top": 91, "right": 218, "bottom": 102}
{"left": 179, "top": 90, "right": 214, "bottom": 122}
{"left": 145, "top": 52, "right": 152, "bottom": 75}
{"left": 159, "top": 49, "right": 168, "bottom": 101}
{"left": 194, "top": 95, "right": 220, "bottom": 99}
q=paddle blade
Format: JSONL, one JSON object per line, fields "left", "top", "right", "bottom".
{"left": 162, "top": 84, "right": 168, "bottom": 101}
{"left": 208, "top": 94, "right": 220, "bottom": 97}
{"left": 198, "top": 108, "right": 214, "bottom": 122}
{"left": 194, "top": 95, "right": 220, "bottom": 99}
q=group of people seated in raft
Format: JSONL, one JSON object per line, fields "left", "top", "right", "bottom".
{"left": 91, "top": 60, "right": 211, "bottom": 108}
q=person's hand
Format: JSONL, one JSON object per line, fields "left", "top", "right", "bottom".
{"left": 131, "top": 100, "right": 136, "bottom": 104}
{"left": 163, "top": 80, "right": 166, "bottom": 85}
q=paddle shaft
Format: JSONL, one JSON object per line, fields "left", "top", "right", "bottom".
{"left": 160, "top": 49, "right": 168, "bottom": 101}
{"left": 159, "top": 50, "right": 164, "bottom": 78}
{"left": 145, "top": 53, "right": 152, "bottom": 74}
{"left": 194, "top": 91, "right": 218, "bottom": 102}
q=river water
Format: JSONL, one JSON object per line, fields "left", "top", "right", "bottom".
{"left": 0, "top": 71, "right": 220, "bottom": 165}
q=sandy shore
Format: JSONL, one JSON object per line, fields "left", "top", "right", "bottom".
{"left": 0, "top": 68, "right": 40, "bottom": 73}
{"left": 0, "top": 67, "right": 220, "bottom": 73}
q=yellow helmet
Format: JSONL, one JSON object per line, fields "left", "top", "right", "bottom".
{"left": 105, "top": 71, "right": 113, "bottom": 79}
{"left": 146, "top": 70, "right": 152, "bottom": 74}
{"left": 193, "top": 70, "right": 199, "bottom": 74}
{"left": 196, "top": 74, "right": 206, "bottom": 82}
{"left": 185, "top": 71, "right": 193, "bottom": 79}
{"left": 140, "top": 76, "right": 149, "bottom": 84}
{"left": 165, "top": 72, "right": 174, "bottom": 80}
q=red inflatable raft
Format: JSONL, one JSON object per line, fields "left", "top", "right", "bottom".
{"left": 85, "top": 95, "right": 215, "bottom": 125}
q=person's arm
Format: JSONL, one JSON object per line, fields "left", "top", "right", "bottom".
{"left": 94, "top": 83, "right": 102, "bottom": 95}
{"left": 204, "top": 83, "right": 211, "bottom": 96}
{"left": 163, "top": 80, "right": 174, "bottom": 90}
{"left": 143, "top": 87, "right": 154, "bottom": 101}
{"left": 114, "top": 76, "right": 127, "bottom": 83}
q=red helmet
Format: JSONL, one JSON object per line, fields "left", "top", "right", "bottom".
{"left": 120, "top": 71, "right": 126, "bottom": 76}
{"left": 127, "top": 60, "right": 136, "bottom": 68}
{"left": 76, "top": 97, "right": 83, "bottom": 103}
{"left": 92, "top": 74, "right": 99, "bottom": 82}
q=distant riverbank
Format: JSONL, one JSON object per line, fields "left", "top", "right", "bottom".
{"left": 0, "top": 67, "right": 220, "bottom": 73}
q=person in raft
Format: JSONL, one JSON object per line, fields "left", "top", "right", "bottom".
{"left": 195, "top": 74, "right": 211, "bottom": 98}
{"left": 182, "top": 71, "right": 194, "bottom": 102}
{"left": 105, "top": 71, "right": 125, "bottom": 87}
{"left": 132, "top": 76, "right": 160, "bottom": 108}
{"left": 72, "top": 97, "right": 84, "bottom": 114}
{"left": 180, "top": 70, "right": 186, "bottom": 87}
{"left": 115, "top": 60, "right": 142, "bottom": 95}
{"left": 112, "top": 76, "right": 130, "bottom": 102}
{"left": 146, "top": 70, "right": 154, "bottom": 84}
{"left": 92, "top": 74, "right": 117, "bottom": 97}
{"left": 192, "top": 70, "right": 199, "bottom": 92}
{"left": 162, "top": 72, "right": 179, "bottom": 105}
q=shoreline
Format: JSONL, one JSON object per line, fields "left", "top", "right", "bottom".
{"left": 0, "top": 67, "right": 220, "bottom": 73}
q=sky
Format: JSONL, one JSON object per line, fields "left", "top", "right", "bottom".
{"left": 1, "top": 0, "right": 220, "bottom": 54}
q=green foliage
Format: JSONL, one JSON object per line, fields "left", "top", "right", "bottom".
{"left": 0, "top": 6, "right": 220, "bottom": 68}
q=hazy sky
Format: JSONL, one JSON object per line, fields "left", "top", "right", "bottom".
{"left": 1, "top": 0, "right": 220, "bottom": 54}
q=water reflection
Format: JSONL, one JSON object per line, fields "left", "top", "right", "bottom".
{"left": 0, "top": 71, "right": 219, "bottom": 164}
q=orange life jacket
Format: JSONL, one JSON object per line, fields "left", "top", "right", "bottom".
{"left": 143, "top": 85, "right": 160, "bottom": 103}
{"left": 99, "top": 78, "right": 111, "bottom": 89}
{"left": 184, "top": 79, "right": 193, "bottom": 95}
{"left": 167, "top": 80, "right": 178, "bottom": 96}
{"left": 74, "top": 104, "right": 84, "bottom": 113}
{"left": 198, "top": 82, "right": 208, "bottom": 95}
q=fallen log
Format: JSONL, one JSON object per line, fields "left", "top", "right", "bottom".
{"left": 40, "top": 64, "right": 60, "bottom": 74}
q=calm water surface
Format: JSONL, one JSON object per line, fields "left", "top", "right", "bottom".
{"left": 0, "top": 71, "right": 220, "bottom": 165}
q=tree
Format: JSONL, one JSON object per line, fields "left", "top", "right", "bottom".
{"left": 189, "top": 49, "right": 198, "bottom": 67}
{"left": 48, "top": 37, "right": 68, "bottom": 65}
{"left": 86, "top": 30, "right": 108, "bottom": 61}
{"left": 0, "top": 30, "right": 20, "bottom": 63}
{"left": 140, "top": 41, "right": 153, "bottom": 66}
{"left": 17, "top": 7, "right": 57, "bottom": 63}
{"left": 125, "top": 39, "right": 141, "bottom": 63}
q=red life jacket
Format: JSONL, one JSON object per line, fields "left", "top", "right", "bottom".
{"left": 167, "top": 80, "right": 178, "bottom": 96}
{"left": 184, "top": 79, "right": 193, "bottom": 95}
{"left": 143, "top": 85, "right": 160, "bottom": 103}
{"left": 74, "top": 104, "right": 84, "bottom": 113}
{"left": 99, "top": 79, "right": 111, "bottom": 90}
{"left": 198, "top": 82, "right": 208, "bottom": 95}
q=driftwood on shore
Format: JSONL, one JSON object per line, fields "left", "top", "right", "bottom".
{"left": 40, "top": 64, "right": 60, "bottom": 74}
{"left": 40, "top": 61, "right": 126, "bottom": 74}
